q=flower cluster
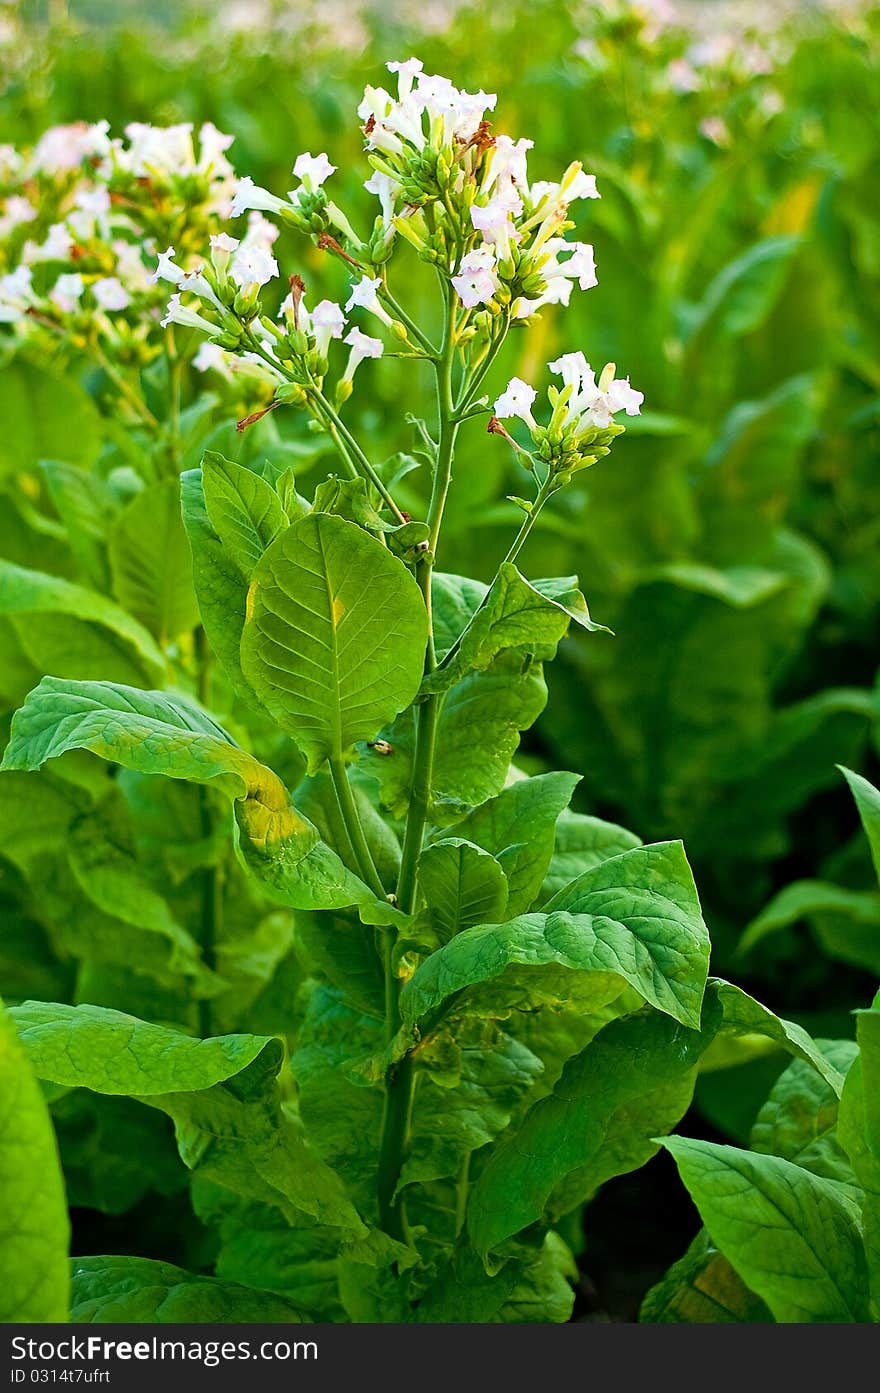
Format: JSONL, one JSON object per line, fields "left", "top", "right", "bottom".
{"left": 493, "top": 352, "right": 643, "bottom": 478}
{"left": 0, "top": 119, "right": 238, "bottom": 377}
{"left": 149, "top": 56, "right": 634, "bottom": 441}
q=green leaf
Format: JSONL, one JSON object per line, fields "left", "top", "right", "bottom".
{"left": 445, "top": 771, "right": 580, "bottom": 916}
{"left": 52, "top": 1094, "right": 184, "bottom": 1216}
{"left": 40, "top": 459, "right": 114, "bottom": 590}
{"left": 685, "top": 236, "right": 799, "bottom": 343}
{"left": 418, "top": 838, "right": 509, "bottom": 942}
{"left": 538, "top": 809, "right": 641, "bottom": 905}
{"left": 0, "top": 560, "right": 164, "bottom": 685}
{"left": 201, "top": 450, "right": 287, "bottom": 575}
{"left": 706, "top": 981, "right": 845, "bottom": 1094}
{"left": 640, "top": 1230, "right": 771, "bottom": 1323}
{"left": 69, "top": 1255, "right": 305, "bottom": 1323}
{"left": 0, "top": 361, "right": 101, "bottom": 476}
{"left": 180, "top": 467, "right": 268, "bottom": 714}
{"left": 740, "top": 880, "right": 880, "bottom": 973}
{"left": 840, "top": 766, "right": 880, "bottom": 884}
{"left": 191, "top": 1184, "right": 344, "bottom": 1320}
{"left": 0, "top": 999, "right": 69, "bottom": 1320}
{"left": 402, "top": 1021, "right": 544, "bottom": 1191}
{"left": 1, "top": 677, "right": 296, "bottom": 842}
{"left": 0, "top": 679, "right": 370, "bottom": 914}
{"left": 241, "top": 512, "right": 427, "bottom": 772}
{"left": 424, "top": 564, "right": 606, "bottom": 695}
{"left": 468, "top": 1008, "right": 713, "bottom": 1258}
{"left": 415, "top": 1234, "right": 576, "bottom": 1323}
{"left": 109, "top": 480, "right": 199, "bottom": 644}
{"left": 10, "top": 999, "right": 283, "bottom": 1095}
{"left": 839, "top": 1008, "right": 880, "bottom": 1318}
{"left": 661, "top": 1137, "right": 870, "bottom": 1322}
{"left": 312, "top": 475, "right": 389, "bottom": 536}
{"left": 66, "top": 802, "right": 221, "bottom": 995}
{"left": 750, "top": 1040, "right": 859, "bottom": 1193}
{"left": 401, "top": 841, "right": 710, "bottom": 1031}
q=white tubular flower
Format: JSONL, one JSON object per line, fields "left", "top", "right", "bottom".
{"left": 197, "top": 122, "right": 234, "bottom": 173}
{"left": 122, "top": 121, "right": 195, "bottom": 175}
{"left": 210, "top": 232, "right": 239, "bottom": 276}
{"left": 30, "top": 120, "right": 110, "bottom": 174}
{"left": 341, "top": 325, "right": 383, "bottom": 382}
{"left": 310, "top": 299, "right": 346, "bottom": 356}
{"left": 67, "top": 186, "right": 111, "bottom": 241}
{"left": 230, "top": 176, "right": 286, "bottom": 219}
{"left": 345, "top": 274, "right": 392, "bottom": 328}
{"left": 161, "top": 293, "right": 218, "bottom": 334}
{"left": 386, "top": 57, "right": 424, "bottom": 99}
{"left": 549, "top": 352, "right": 643, "bottom": 430}
{"left": 451, "top": 246, "right": 499, "bottom": 309}
{"left": 483, "top": 135, "right": 533, "bottom": 194}
{"left": 113, "top": 241, "right": 152, "bottom": 294}
{"left": 25, "top": 222, "right": 74, "bottom": 264}
{"left": 242, "top": 210, "right": 280, "bottom": 250}
{"left": 229, "top": 243, "right": 278, "bottom": 289}
{"left": 49, "top": 273, "right": 84, "bottom": 314}
{"left": 151, "top": 246, "right": 187, "bottom": 286}
{"left": 564, "top": 241, "right": 598, "bottom": 290}
{"left": 1, "top": 195, "right": 36, "bottom": 228}
{"left": 559, "top": 163, "right": 600, "bottom": 201}
{"left": 0, "top": 264, "right": 35, "bottom": 322}
{"left": 193, "top": 341, "right": 231, "bottom": 375}
{"left": 470, "top": 187, "right": 522, "bottom": 259}
{"left": 494, "top": 377, "right": 537, "bottom": 428}
{"left": 93, "top": 277, "right": 130, "bottom": 311}
{"left": 292, "top": 151, "right": 337, "bottom": 194}
{"left": 365, "top": 169, "right": 400, "bottom": 227}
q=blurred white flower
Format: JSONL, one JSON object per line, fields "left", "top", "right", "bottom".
{"left": 49, "top": 273, "right": 85, "bottom": 314}
{"left": 93, "top": 277, "right": 130, "bottom": 311}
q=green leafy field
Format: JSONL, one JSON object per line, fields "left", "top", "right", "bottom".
{"left": 0, "top": 0, "right": 878, "bottom": 1324}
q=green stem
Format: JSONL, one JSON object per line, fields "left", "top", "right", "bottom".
{"left": 432, "top": 476, "right": 557, "bottom": 682}
{"left": 329, "top": 756, "right": 385, "bottom": 899}
{"left": 454, "top": 1151, "right": 472, "bottom": 1238}
{"left": 165, "top": 325, "right": 184, "bottom": 471}
{"left": 379, "top": 284, "right": 439, "bottom": 359}
{"left": 195, "top": 628, "right": 220, "bottom": 1039}
{"left": 311, "top": 389, "right": 407, "bottom": 524}
{"left": 376, "top": 288, "right": 462, "bottom": 1243}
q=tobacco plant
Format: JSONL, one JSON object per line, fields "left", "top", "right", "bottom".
{"left": 0, "top": 58, "right": 875, "bottom": 1324}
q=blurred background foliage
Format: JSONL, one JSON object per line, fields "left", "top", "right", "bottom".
{"left": 0, "top": 0, "right": 879, "bottom": 1296}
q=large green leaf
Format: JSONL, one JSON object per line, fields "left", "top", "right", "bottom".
{"left": 640, "top": 1230, "right": 771, "bottom": 1323}
{"left": 401, "top": 841, "right": 710, "bottom": 1031}
{"left": 740, "top": 880, "right": 880, "bottom": 974}
{"left": 1, "top": 677, "right": 375, "bottom": 910}
{"left": 402, "top": 1021, "right": 544, "bottom": 1192}
{"left": 10, "top": 1000, "right": 283, "bottom": 1095}
{"left": 180, "top": 467, "right": 268, "bottom": 713}
{"left": 468, "top": 1007, "right": 712, "bottom": 1258}
{"left": 108, "top": 480, "right": 199, "bottom": 644}
{"left": 840, "top": 767, "right": 880, "bottom": 884}
{"left": 538, "top": 809, "right": 641, "bottom": 905}
{"left": 241, "top": 512, "right": 427, "bottom": 772}
{"left": 839, "top": 1008, "right": 880, "bottom": 1318}
{"left": 661, "top": 1137, "right": 869, "bottom": 1322}
{"left": 418, "top": 838, "right": 509, "bottom": 942}
{"left": 750, "top": 1040, "right": 859, "bottom": 1194}
{"left": 70, "top": 1255, "right": 305, "bottom": 1323}
{"left": 13, "top": 999, "right": 366, "bottom": 1236}
{"left": 0, "top": 361, "right": 101, "bottom": 476}
{"left": 706, "top": 980, "right": 845, "bottom": 1093}
{"left": 445, "top": 771, "right": 580, "bottom": 916}
{"left": 201, "top": 451, "right": 287, "bottom": 575}
{"left": 0, "top": 560, "right": 164, "bottom": 685}
{"left": 191, "top": 1183, "right": 344, "bottom": 1320}
{"left": 0, "top": 1000, "right": 69, "bottom": 1320}
{"left": 424, "top": 564, "right": 605, "bottom": 695}
{"left": 685, "top": 236, "right": 800, "bottom": 344}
